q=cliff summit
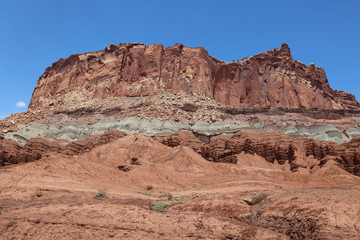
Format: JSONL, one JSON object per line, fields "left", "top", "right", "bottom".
{"left": 29, "top": 43, "right": 359, "bottom": 110}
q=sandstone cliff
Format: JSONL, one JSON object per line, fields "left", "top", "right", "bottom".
{"left": 29, "top": 43, "right": 360, "bottom": 110}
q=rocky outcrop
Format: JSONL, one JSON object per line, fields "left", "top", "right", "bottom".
{"left": 206, "top": 131, "right": 297, "bottom": 164}
{"left": 161, "top": 130, "right": 360, "bottom": 177}
{"left": 0, "top": 130, "right": 125, "bottom": 166}
{"left": 0, "top": 139, "right": 26, "bottom": 165}
{"left": 29, "top": 43, "right": 360, "bottom": 110}
{"left": 159, "top": 130, "right": 207, "bottom": 155}
{"left": 3, "top": 42, "right": 360, "bottom": 176}
{"left": 2, "top": 126, "right": 360, "bottom": 176}
{"left": 304, "top": 136, "right": 360, "bottom": 176}
{"left": 29, "top": 43, "right": 219, "bottom": 109}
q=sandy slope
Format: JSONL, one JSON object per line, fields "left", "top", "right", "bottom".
{"left": 1, "top": 134, "right": 360, "bottom": 239}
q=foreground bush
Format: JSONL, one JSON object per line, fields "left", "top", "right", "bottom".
{"left": 150, "top": 200, "right": 183, "bottom": 212}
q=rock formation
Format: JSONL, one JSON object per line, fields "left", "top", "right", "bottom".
{"left": 161, "top": 130, "right": 360, "bottom": 177}
{"left": 4, "top": 126, "right": 359, "bottom": 177}
{"left": 0, "top": 130, "right": 125, "bottom": 166}
{"left": 3, "top": 42, "right": 360, "bottom": 239}
{"left": 29, "top": 43, "right": 360, "bottom": 110}
{"left": 2, "top": 42, "right": 360, "bottom": 178}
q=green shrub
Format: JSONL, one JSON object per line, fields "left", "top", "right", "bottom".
{"left": 93, "top": 189, "right": 106, "bottom": 198}
{"left": 146, "top": 185, "right": 153, "bottom": 191}
{"left": 150, "top": 200, "right": 183, "bottom": 212}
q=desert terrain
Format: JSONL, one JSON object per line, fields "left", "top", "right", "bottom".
{"left": 1, "top": 43, "right": 360, "bottom": 239}
{"left": 1, "top": 133, "right": 360, "bottom": 239}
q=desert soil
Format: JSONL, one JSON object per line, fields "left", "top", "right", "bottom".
{"left": 1, "top": 135, "right": 360, "bottom": 239}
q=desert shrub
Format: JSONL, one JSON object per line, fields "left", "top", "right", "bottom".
{"left": 150, "top": 200, "right": 183, "bottom": 212}
{"left": 93, "top": 189, "right": 106, "bottom": 198}
{"left": 146, "top": 185, "right": 153, "bottom": 191}
{"left": 158, "top": 193, "right": 173, "bottom": 200}
{"left": 248, "top": 192, "right": 271, "bottom": 225}
{"left": 137, "top": 191, "right": 173, "bottom": 200}
{"left": 250, "top": 192, "right": 269, "bottom": 205}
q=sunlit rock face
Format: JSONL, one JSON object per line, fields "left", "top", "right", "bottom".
{"left": 29, "top": 43, "right": 359, "bottom": 110}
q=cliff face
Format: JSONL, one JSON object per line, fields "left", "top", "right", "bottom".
{"left": 213, "top": 44, "right": 359, "bottom": 109}
{"left": 29, "top": 43, "right": 220, "bottom": 109}
{"left": 29, "top": 42, "right": 359, "bottom": 110}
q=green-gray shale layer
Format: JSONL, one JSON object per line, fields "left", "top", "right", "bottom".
{"left": 3, "top": 117, "right": 360, "bottom": 145}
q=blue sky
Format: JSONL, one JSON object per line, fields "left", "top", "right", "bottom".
{"left": 1, "top": 0, "right": 359, "bottom": 119}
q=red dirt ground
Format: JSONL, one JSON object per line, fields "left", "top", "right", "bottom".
{"left": 1, "top": 134, "right": 360, "bottom": 239}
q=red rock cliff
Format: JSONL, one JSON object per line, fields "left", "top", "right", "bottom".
{"left": 29, "top": 43, "right": 360, "bottom": 110}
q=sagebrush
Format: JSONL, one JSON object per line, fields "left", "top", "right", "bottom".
{"left": 93, "top": 189, "right": 106, "bottom": 198}
{"left": 150, "top": 200, "right": 183, "bottom": 212}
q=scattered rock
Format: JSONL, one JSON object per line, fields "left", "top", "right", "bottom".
{"left": 117, "top": 165, "right": 131, "bottom": 172}
{"left": 131, "top": 157, "right": 141, "bottom": 165}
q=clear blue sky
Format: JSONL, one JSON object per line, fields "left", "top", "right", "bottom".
{"left": 1, "top": 0, "right": 359, "bottom": 119}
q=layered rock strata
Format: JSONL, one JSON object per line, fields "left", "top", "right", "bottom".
{"left": 2, "top": 125, "right": 360, "bottom": 177}
{"left": 2, "top": 42, "right": 360, "bottom": 178}
{"left": 3, "top": 116, "right": 360, "bottom": 146}
{"left": 0, "top": 130, "right": 124, "bottom": 166}
{"left": 29, "top": 43, "right": 360, "bottom": 110}
{"left": 160, "top": 131, "right": 360, "bottom": 177}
